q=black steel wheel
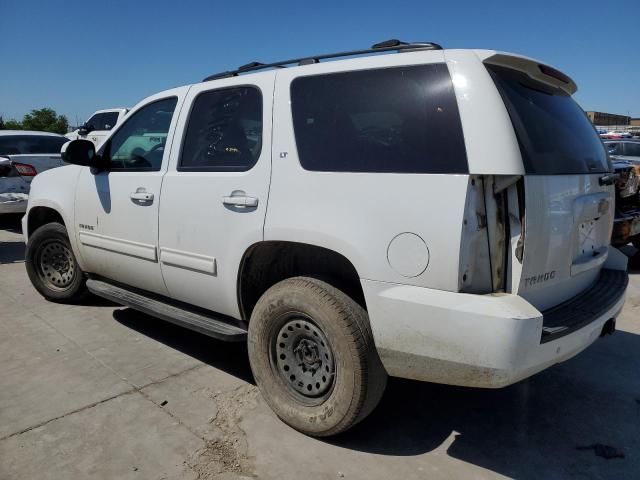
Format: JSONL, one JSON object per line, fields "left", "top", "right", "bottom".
{"left": 248, "top": 276, "right": 387, "bottom": 437}
{"left": 34, "top": 238, "right": 76, "bottom": 291}
{"left": 272, "top": 315, "right": 336, "bottom": 404}
{"left": 26, "top": 222, "right": 89, "bottom": 302}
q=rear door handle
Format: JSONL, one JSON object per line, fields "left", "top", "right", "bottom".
{"left": 130, "top": 191, "right": 154, "bottom": 202}
{"left": 222, "top": 195, "right": 258, "bottom": 207}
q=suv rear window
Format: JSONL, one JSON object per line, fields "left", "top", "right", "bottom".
{"left": 487, "top": 64, "right": 608, "bottom": 174}
{"left": 290, "top": 64, "right": 468, "bottom": 173}
{"left": 0, "top": 135, "right": 67, "bottom": 155}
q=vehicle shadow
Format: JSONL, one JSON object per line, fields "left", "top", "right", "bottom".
{"left": 112, "top": 308, "right": 254, "bottom": 384}
{"left": 105, "top": 247, "right": 639, "bottom": 479}
{"left": 112, "top": 307, "right": 640, "bottom": 479}
{"left": 330, "top": 330, "right": 640, "bottom": 478}
{"left": 0, "top": 240, "right": 25, "bottom": 264}
{"left": 0, "top": 214, "right": 25, "bottom": 264}
{"left": 0, "top": 213, "right": 23, "bottom": 233}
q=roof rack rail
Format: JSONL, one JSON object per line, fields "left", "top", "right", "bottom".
{"left": 202, "top": 39, "right": 442, "bottom": 82}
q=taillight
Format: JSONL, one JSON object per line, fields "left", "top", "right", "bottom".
{"left": 14, "top": 162, "right": 37, "bottom": 176}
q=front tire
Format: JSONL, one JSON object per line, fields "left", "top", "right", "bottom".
{"left": 247, "top": 276, "right": 387, "bottom": 437}
{"left": 25, "top": 222, "right": 89, "bottom": 303}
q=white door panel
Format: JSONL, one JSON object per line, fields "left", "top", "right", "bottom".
{"left": 159, "top": 73, "right": 275, "bottom": 318}
{"left": 75, "top": 88, "right": 189, "bottom": 295}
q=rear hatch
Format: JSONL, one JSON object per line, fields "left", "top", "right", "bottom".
{"left": 486, "top": 62, "right": 614, "bottom": 311}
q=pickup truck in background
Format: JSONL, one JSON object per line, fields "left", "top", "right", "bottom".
{"left": 66, "top": 108, "right": 128, "bottom": 147}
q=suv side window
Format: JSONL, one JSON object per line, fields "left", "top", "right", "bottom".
{"left": 290, "top": 64, "right": 467, "bottom": 173}
{"left": 102, "top": 112, "right": 120, "bottom": 130}
{"left": 179, "top": 86, "right": 262, "bottom": 171}
{"left": 86, "top": 113, "right": 103, "bottom": 130}
{"left": 624, "top": 142, "right": 640, "bottom": 157}
{"left": 103, "top": 97, "right": 178, "bottom": 171}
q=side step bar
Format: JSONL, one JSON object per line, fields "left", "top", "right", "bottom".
{"left": 87, "top": 279, "right": 247, "bottom": 342}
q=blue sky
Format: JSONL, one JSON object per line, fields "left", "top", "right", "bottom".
{"left": 0, "top": 0, "right": 638, "bottom": 124}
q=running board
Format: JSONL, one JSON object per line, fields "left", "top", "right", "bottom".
{"left": 86, "top": 279, "right": 247, "bottom": 342}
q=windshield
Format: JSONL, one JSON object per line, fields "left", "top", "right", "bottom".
{"left": 487, "top": 64, "right": 609, "bottom": 174}
{"left": 0, "top": 135, "right": 67, "bottom": 155}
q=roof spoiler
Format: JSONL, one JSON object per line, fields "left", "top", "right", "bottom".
{"left": 482, "top": 52, "right": 577, "bottom": 95}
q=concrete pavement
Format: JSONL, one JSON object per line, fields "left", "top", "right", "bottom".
{"left": 1, "top": 214, "right": 639, "bottom": 480}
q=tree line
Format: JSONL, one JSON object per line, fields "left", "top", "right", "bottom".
{"left": 0, "top": 108, "right": 69, "bottom": 134}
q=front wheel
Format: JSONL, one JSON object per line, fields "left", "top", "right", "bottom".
{"left": 247, "top": 276, "right": 387, "bottom": 437}
{"left": 25, "top": 222, "right": 89, "bottom": 303}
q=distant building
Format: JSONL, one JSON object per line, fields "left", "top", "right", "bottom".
{"left": 631, "top": 118, "right": 640, "bottom": 127}
{"left": 585, "top": 111, "right": 630, "bottom": 126}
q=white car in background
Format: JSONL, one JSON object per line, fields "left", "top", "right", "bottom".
{"left": 0, "top": 131, "right": 68, "bottom": 214}
{"left": 66, "top": 108, "right": 128, "bottom": 147}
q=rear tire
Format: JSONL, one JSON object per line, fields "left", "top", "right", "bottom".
{"left": 25, "top": 222, "right": 89, "bottom": 303}
{"left": 247, "top": 276, "right": 387, "bottom": 437}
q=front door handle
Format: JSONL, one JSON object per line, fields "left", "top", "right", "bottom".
{"left": 222, "top": 194, "right": 258, "bottom": 207}
{"left": 130, "top": 190, "right": 154, "bottom": 202}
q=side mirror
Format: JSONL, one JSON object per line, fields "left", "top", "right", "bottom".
{"left": 78, "top": 123, "right": 95, "bottom": 136}
{"left": 62, "top": 139, "right": 104, "bottom": 169}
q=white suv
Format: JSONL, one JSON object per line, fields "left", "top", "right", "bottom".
{"left": 22, "top": 40, "right": 628, "bottom": 436}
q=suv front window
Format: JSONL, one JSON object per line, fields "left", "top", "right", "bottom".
{"left": 103, "top": 97, "right": 178, "bottom": 171}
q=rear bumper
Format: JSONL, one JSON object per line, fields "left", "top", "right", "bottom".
{"left": 363, "top": 268, "right": 627, "bottom": 388}
{"left": 0, "top": 193, "right": 28, "bottom": 214}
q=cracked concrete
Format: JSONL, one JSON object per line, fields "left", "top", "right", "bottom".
{"left": 1, "top": 215, "right": 640, "bottom": 480}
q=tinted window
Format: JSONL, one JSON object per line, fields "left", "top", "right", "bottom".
{"left": 85, "top": 113, "right": 103, "bottom": 130}
{"left": 180, "top": 87, "right": 262, "bottom": 171}
{"left": 624, "top": 142, "right": 640, "bottom": 157}
{"left": 102, "top": 112, "right": 119, "bottom": 130}
{"left": 487, "top": 65, "right": 608, "bottom": 174}
{"left": 86, "top": 112, "right": 119, "bottom": 131}
{"left": 290, "top": 64, "right": 467, "bottom": 173}
{"left": 605, "top": 142, "right": 622, "bottom": 155}
{"left": 103, "top": 97, "right": 177, "bottom": 171}
{"left": 0, "top": 135, "right": 67, "bottom": 155}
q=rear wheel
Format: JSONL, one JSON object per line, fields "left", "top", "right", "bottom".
{"left": 247, "top": 276, "right": 387, "bottom": 437}
{"left": 25, "top": 222, "right": 89, "bottom": 302}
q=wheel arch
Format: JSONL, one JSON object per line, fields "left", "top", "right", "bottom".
{"left": 27, "top": 206, "right": 66, "bottom": 237}
{"left": 237, "top": 241, "right": 366, "bottom": 321}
